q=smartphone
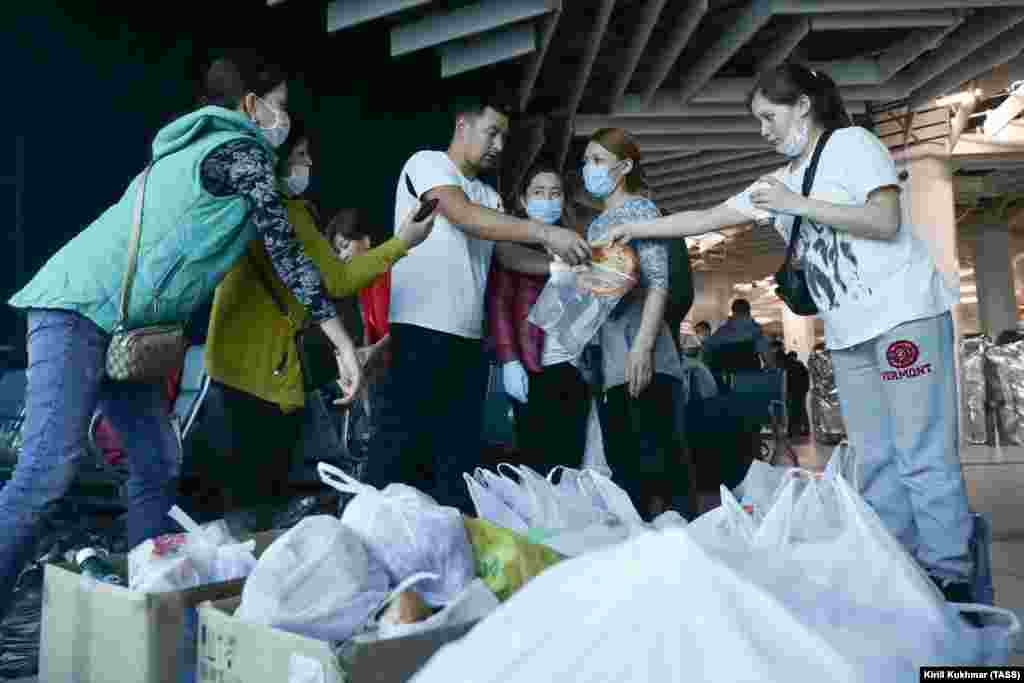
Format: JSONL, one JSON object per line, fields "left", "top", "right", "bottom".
{"left": 413, "top": 197, "right": 439, "bottom": 221}
{"left": 405, "top": 174, "right": 437, "bottom": 220}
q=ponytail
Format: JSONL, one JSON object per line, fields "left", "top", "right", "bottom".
{"left": 747, "top": 63, "right": 853, "bottom": 131}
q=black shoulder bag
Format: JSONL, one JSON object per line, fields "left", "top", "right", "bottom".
{"left": 250, "top": 250, "right": 340, "bottom": 394}
{"left": 773, "top": 128, "right": 834, "bottom": 317}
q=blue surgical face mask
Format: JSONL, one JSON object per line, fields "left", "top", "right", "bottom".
{"left": 778, "top": 116, "right": 809, "bottom": 158}
{"left": 526, "top": 197, "right": 563, "bottom": 224}
{"left": 583, "top": 162, "right": 620, "bottom": 199}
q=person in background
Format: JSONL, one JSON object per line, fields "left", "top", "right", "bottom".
{"left": 785, "top": 350, "right": 811, "bottom": 438}
{"left": 580, "top": 127, "right": 687, "bottom": 520}
{"left": 770, "top": 339, "right": 787, "bottom": 368}
{"left": 486, "top": 161, "right": 588, "bottom": 474}
{"left": 607, "top": 62, "right": 974, "bottom": 607}
{"left": 701, "top": 299, "right": 772, "bottom": 388}
{"left": 364, "top": 94, "right": 590, "bottom": 514}
{"left": 677, "top": 321, "right": 702, "bottom": 358}
{"left": 200, "top": 115, "right": 435, "bottom": 530}
{"left": 695, "top": 321, "right": 711, "bottom": 341}
{"left": 324, "top": 209, "right": 392, "bottom": 387}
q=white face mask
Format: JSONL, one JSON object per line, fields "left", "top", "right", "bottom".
{"left": 254, "top": 96, "right": 290, "bottom": 148}
{"left": 285, "top": 165, "right": 310, "bottom": 196}
{"left": 777, "top": 116, "right": 809, "bottom": 158}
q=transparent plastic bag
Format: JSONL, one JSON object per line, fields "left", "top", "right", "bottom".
{"left": 128, "top": 507, "right": 257, "bottom": 593}
{"left": 527, "top": 264, "right": 636, "bottom": 359}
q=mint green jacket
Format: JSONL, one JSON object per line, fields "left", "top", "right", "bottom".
{"left": 10, "top": 106, "right": 274, "bottom": 333}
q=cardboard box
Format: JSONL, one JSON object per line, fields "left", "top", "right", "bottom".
{"left": 40, "top": 531, "right": 280, "bottom": 683}
{"left": 198, "top": 596, "right": 478, "bottom": 683}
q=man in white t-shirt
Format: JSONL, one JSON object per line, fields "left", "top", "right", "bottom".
{"left": 364, "top": 96, "right": 590, "bottom": 513}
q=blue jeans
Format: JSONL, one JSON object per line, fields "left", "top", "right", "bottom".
{"left": 0, "top": 309, "right": 180, "bottom": 618}
{"left": 831, "top": 312, "right": 972, "bottom": 582}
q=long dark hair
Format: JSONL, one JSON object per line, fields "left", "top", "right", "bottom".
{"left": 197, "top": 50, "right": 288, "bottom": 110}
{"left": 747, "top": 63, "right": 853, "bottom": 131}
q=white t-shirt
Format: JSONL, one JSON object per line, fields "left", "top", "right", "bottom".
{"left": 726, "top": 127, "right": 955, "bottom": 350}
{"left": 389, "top": 151, "right": 503, "bottom": 339}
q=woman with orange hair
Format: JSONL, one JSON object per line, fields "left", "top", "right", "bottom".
{"left": 579, "top": 128, "right": 687, "bottom": 520}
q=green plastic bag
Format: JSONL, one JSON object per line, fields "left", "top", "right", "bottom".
{"left": 462, "top": 517, "right": 563, "bottom": 601}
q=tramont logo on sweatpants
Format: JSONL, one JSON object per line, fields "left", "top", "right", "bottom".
{"left": 882, "top": 340, "right": 931, "bottom": 381}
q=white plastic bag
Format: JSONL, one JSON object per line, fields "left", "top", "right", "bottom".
{"left": 463, "top": 472, "right": 529, "bottom": 534}
{"left": 319, "top": 463, "right": 475, "bottom": 607}
{"left": 719, "top": 464, "right": 1014, "bottom": 671}
{"left": 527, "top": 268, "right": 635, "bottom": 358}
{"left": 581, "top": 399, "right": 612, "bottom": 477}
{"left": 490, "top": 464, "right": 611, "bottom": 532}
{"left": 236, "top": 515, "right": 390, "bottom": 642}
{"left": 128, "top": 506, "right": 257, "bottom": 593}
{"left": 576, "top": 469, "right": 644, "bottom": 526}
{"left": 411, "top": 529, "right": 864, "bottom": 683}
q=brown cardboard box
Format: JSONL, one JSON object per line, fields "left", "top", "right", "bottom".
{"left": 39, "top": 530, "right": 280, "bottom": 683}
{"left": 197, "top": 597, "right": 478, "bottom": 683}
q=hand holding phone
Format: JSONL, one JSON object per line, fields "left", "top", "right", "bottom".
{"left": 405, "top": 174, "right": 439, "bottom": 221}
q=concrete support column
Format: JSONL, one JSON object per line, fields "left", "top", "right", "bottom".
{"left": 974, "top": 223, "right": 1018, "bottom": 339}
{"left": 781, "top": 307, "right": 816, "bottom": 364}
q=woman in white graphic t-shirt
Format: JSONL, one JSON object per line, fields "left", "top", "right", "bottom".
{"left": 608, "top": 62, "right": 975, "bottom": 611}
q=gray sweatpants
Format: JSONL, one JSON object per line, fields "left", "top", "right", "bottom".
{"left": 832, "top": 312, "right": 973, "bottom": 582}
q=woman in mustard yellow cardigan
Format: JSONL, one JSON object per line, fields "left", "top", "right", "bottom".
{"left": 199, "top": 118, "right": 435, "bottom": 527}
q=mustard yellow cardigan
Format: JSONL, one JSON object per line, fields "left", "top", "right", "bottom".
{"left": 205, "top": 199, "right": 407, "bottom": 412}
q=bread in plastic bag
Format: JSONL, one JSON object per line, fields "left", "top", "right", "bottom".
{"left": 365, "top": 578, "right": 499, "bottom": 642}
{"left": 319, "top": 464, "right": 475, "bottom": 607}
{"left": 235, "top": 515, "right": 390, "bottom": 642}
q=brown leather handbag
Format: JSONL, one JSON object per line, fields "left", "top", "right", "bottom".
{"left": 105, "top": 163, "right": 187, "bottom": 382}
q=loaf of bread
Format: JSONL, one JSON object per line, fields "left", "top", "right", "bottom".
{"left": 378, "top": 589, "right": 433, "bottom": 626}
{"left": 577, "top": 242, "right": 639, "bottom": 296}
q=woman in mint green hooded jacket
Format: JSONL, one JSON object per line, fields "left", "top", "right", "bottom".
{"left": 0, "top": 51, "right": 432, "bottom": 620}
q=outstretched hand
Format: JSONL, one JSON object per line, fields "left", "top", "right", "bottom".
{"left": 750, "top": 176, "right": 806, "bottom": 216}
{"left": 607, "top": 225, "right": 634, "bottom": 245}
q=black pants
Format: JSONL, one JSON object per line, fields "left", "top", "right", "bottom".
{"left": 787, "top": 391, "right": 809, "bottom": 436}
{"left": 513, "top": 362, "right": 591, "bottom": 476}
{"left": 364, "top": 323, "right": 487, "bottom": 514}
{"left": 601, "top": 374, "right": 686, "bottom": 521}
{"left": 199, "top": 381, "right": 302, "bottom": 523}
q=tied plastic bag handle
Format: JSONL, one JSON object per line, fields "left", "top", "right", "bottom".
{"left": 496, "top": 462, "right": 524, "bottom": 482}
{"left": 318, "top": 461, "right": 376, "bottom": 496}
{"left": 501, "top": 464, "right": 564, "bottom": 530}
{"left": 546, "top": 466, "right": 573, "bottom": 484}
{"left": 168, "top": 505, "right": 220, "bottom": 550}
{"left": 463, "top": 473, "right": 529, "bottom": 534}
{"left": 576, "top": 470, "right": 644, "bottom": 526}
{"left": 824, "top": 441, "right": 859, "bottom": 490}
